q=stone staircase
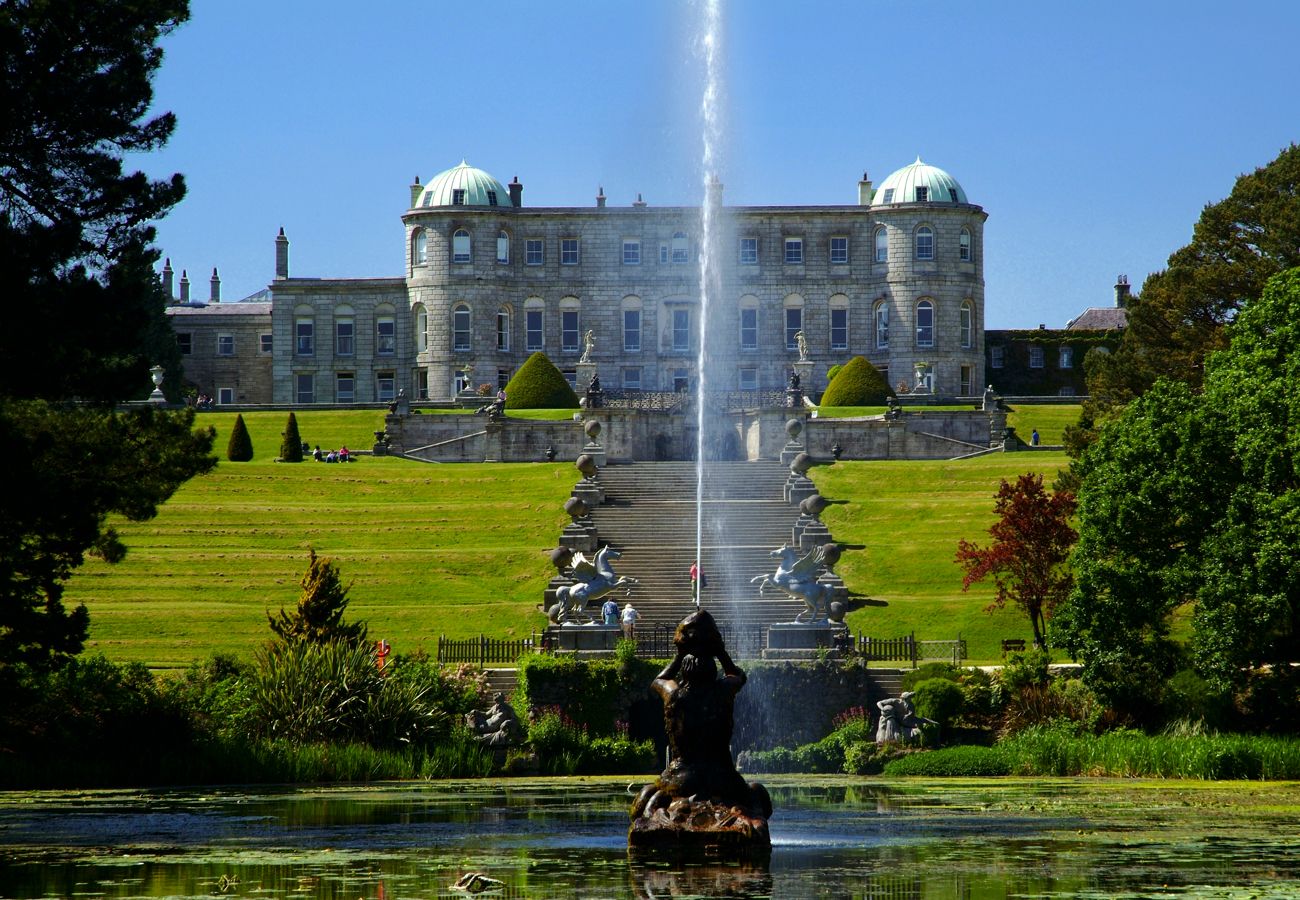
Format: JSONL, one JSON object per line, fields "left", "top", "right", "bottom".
{"left": 584, "top": 461, "right": 810, "bottom": 642}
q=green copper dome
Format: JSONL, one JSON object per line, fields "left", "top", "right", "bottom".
{"left": 418, "top": 161, "right": 511, "bottom": 208}
{"left": 872, "top": 157, "right": 968, "bottom": 205}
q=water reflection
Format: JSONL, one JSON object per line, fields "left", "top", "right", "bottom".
{"left": 2, "top": 779, "right": 1299, "bottom": 898}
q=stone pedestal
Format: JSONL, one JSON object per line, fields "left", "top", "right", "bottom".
{"left": 793, "top": 359, "right": 814, "bottom": 400}
{"left": 764, "top": 622, "right": 849, "bottom": 657}
{"left": 559, "top": 518, "right": 598, "bottom": 552}
{"left": 572, "top": 480, "right": 603, "bottom": 509}
{"left": 784, "top": 473, "right": 817, "bottom": 506}
{"left": 581, "top": 441, "right": 607, "bottom": 468}
{"left": 483, "top": 421, "right": 503, "bottom": 462}
{"left": 779, "top": 441, "right": 804, "bottom": 467}
{"left": 545, "top": 623, "right": 622, "bottom": 652}
{"left": 797, "top": 518, "right": 832, "bottom": 551}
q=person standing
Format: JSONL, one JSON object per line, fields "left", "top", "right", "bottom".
{"left": 621, "top": 602, "right": 640, "bottom": 640}
{"left": 602, "top": 597, "right": 619, "bottom": 626}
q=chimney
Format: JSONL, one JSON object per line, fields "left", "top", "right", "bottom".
{"left": 161, "top": 257, "right": 174, "bottom": 302}
{"left": 632, "top": 192, "right": 647, "bottom": 208}
{"left": 706, "top": 176, "right": 723, "bottom": 207}
{"left": 1115, "top": 274, "right": 1131, "bottom": 307}
{"left": 858, "top": 171, "right": 874, "bottom": 205}
{"left": 409, "top": 175, "right": 423, "bottom": 208}
{"left": 179, "top": 269, "right": 190, "bottom": 304}
{"left": 1038, "top": 323, "right": 1046, "bottom": 330}
{"left": 209, "top": 267, "right": 221, "bottom": 303}
{"left": 275, "top": 227, "right": 289, "bottom": 280}
{"left": 508, "top": 175, "right": 523, "bottom": 208}
{"left": 596, "top": 185, "right": 606, "bottom": 208}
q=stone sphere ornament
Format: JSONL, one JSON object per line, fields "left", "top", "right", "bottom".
{"left": 563, "top": 496, "right": 589, "bottom": 520}
{"left": 584, "top": 419, "right": 602, "bottom": 440}
{"left": 575, "top": 454, "right": 598, "bottom": 479}
{"left": 785, "top": 418, "right": 803, "bottom": 440}
{"left": 828, "top": 601, "right": 847, "bottom": 623}
{"left": 790, "top": 452, "right": 812, "bottom": 475}
{"left": 799, "top": 493, "right": 829, "bottom": 519}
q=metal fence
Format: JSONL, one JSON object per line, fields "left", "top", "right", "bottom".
{"left": 436, "top": 634, "right": 536, "bottom": 666}
{"left": 856, "top": 633, "right": 967, "bottom": 667}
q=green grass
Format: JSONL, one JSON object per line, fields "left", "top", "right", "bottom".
{"left": 1005, "top": 404, "right": 1081, "bottom": 446}
{"left": 67, "top": 408, "right": 1075, "bottom": 669}
{"left": 812, "top": 452, "right": 1070, "bottom": 662}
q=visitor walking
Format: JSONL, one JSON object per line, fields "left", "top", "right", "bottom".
{"left": 621, "top": 602, "right": 640, "bottom": 640}
{"left": 1030, "top": 429, "right": 1040, "bottom": 447}
{"left": 602, "top": 597, "right": 619, "bottom": 626}
{"left": 690, "top": 561, "right": 706, "bottom": 604}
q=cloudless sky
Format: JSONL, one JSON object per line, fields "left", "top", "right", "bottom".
{"left": 142, "top": 0, "right": 1300, "bottom": 328}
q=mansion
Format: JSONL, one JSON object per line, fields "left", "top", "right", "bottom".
{"left": 166, "top": 158, "right": 988, "bottom": 405}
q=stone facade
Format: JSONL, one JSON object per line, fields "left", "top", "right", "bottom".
{"left": 166, "top": 158, "right": 988, "bottom": 406}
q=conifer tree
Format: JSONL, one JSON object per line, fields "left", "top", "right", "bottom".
{"left": 226, "top": 413, "right": 253, "bottom": 461}
{"left": 280, "top": 412, "right": 303, "bottom": 462}
{"left": 268, "top": 549, "right": 368, "bottom": 646}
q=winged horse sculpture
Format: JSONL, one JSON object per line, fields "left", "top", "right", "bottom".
{"left": 751, "top": 544, "right": 834, "bottom": 623}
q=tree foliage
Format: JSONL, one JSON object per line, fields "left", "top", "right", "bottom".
{"left": 268, "top": 550, "right": 368, "bottom": 647}
{"left": 226, "top": 413, "right": 253, "bottom": 461}
{"left": 279, "top": 412, "right": 303, "bottom": 462}
{"left": 819, "top": 355, "right": 894, "bottom": 407}
{"left": 503, "top": 352, "right": 579, "bottom": 409}
{"left": 0, "top": 402, "right": 214, "bottom": 673}
{"left": 956, "top": 473, "right": 1077, "bottom": 650}
{"left": 1059, "top": 268, "right": 1300, "bottom": 717}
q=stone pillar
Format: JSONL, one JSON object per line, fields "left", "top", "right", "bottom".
{"left": 161, "top": 258, "right": 174, "bottom": 302}
{"left": 209, "top": 267, "right": 221, "bottom": 303}
{"left": 508, "top": 176, "right": 523, "bottom": 208}
{"left": 793, "top": 359, "right": 814, "bottom": 402}
{"left": 275, "top": 227, "right": 289, "bottom": 280}
{"left": 409, "top": 176, "right": 423, "bottom": 207}
{"left": 178, "top": 270, "right": 190, "bottom": 303}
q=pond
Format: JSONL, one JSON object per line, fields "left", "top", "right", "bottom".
{"left": 2, "top": 777, "right": 1299, "bottom": 899}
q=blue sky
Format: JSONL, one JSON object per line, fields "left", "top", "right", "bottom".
{"left": 143, "top": 0, "right": 1300, "bottom": 328}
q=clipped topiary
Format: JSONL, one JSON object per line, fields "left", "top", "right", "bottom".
{"left": 819, "top": 355, "right": 895, "bottom": 407}
{"left": 226, "top": 413, "right": 254, "bottom": 461}
{"left": 910, "top": 678, "right": 966, "bottom": 729}
{"left": 503, "top": 351, "right": 579, "bottom": 410}
{"left": 280, "top": 411, "right": 304, "bottom": 461}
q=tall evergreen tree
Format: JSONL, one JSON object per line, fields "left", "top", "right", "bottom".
{"left": 226, "top": 413, "right": 253, "bottom": 461}
{"left": 280, "top": 412, "right": 304, "bottom": 462}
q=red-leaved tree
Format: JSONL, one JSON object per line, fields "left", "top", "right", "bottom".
{"left": 956, "top": 473, "right": 1077, "bottom": 650}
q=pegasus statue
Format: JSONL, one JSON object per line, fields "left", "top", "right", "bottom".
{"left": 552, "top": 545, "right": 638, "bottom": 623}
{"left": 751, "top": 544, "right": 834, "bottom": 623}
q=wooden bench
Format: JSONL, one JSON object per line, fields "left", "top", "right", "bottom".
{"left": 1001, "top": 638, "right": 1027, "bottom": 656}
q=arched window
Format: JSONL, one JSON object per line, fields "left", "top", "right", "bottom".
{"left": 414, "top": 304, "right": 428, "bottom": 353}
{"left": 829, "top": 294, "right": 849, "bottom": 351}
{"left": 915, "top": 226, "right": 934, "bottom": 261}
{"left": 959, "top": 227, "right": 972, "bottom": 262}
{"left": 452, "top": 228, "right": 471, "bottom": 264}
{"left": 334, "top": 305, "right": 354, "bottom": 356}
{"left": 783, "top": 294, "right": 804, "bottom": 351}
{"left": 375, "top": 304, "right": 396, "bottom": 356}
{"left": 671, "top": 231, "right": 689, "bottom": 264}
{"left": 874, "top": 226, "right": 888, "bottom": 263}
{"left": 560, "top": 296, "right": 581, "bottom": 352}
{"left": 622, "top": 296, "right": 642, "bottom": 352}
{"left": 295, "top": 304, "right": 315, "bottom": 357}
{"left": 739, "top": 295, "right": 759, "bottom": 350}
{"left": 496, "top": 306, "right": 511, "bottom": 351}
{"left": 916, "top": 299, "right": 934, "bottom": 348}
{"left": 453, "top": 303, "right": 471, "bottom": 351}
{"left": 413, "top": 229, "right": 427, "bottom": 265}
{"left": 496, "top": 230, "right": 510, "bottom": 264}
{"left": 874, "top": 301, "right": 889, "bottom": 349}
{"left": 960, "top": 300, "right": 973, "bottom": 349}
{"left": 525, "top": 297, "right": 544, "bottom": 351}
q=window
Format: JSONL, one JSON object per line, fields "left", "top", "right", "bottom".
{"left": 176, "top": 333, "right": 192, "bottom": 355}
{"left": 623, "top": 239, "right": 641, "bottom": 265}
{"left": 960, "top": 301, "right": 973, "bottom": 349}
{"left": 562, "top": 309, "right": 580, "bottom": 352}
{"left": 830, "top": 307, "right": 848, "bottom": 351}
{"left": 525, "top": 239, "right": 543, "bottom": 266}
{"left": 785, "top": 306, "right": 803, "bottom": 351}
{"left": 376, "top": 316, "right": 395, "bottom": 355}
{"left": 416, "top": 369, "right": 428, "bottom": 400}
{"left": 874, "top": 227, "right": 888, "bottom": 263}
{"left": 452, "top": 228, "right": 471, "bottom": 263}
{"left": 830, "top": 236, "right": 848, "bottom": 264}
{"left": 740, "top": 306, "right": 758, "bottom": 350}
{"left": 335, "top": 317, "right": 354, "bottom": 356}
{"left": 486, "top": 190, "right": 498, "bottom": 207}
{"left": 559, "top": 236, "right": 579, "bottom": 265}
{"left": 336, "top": 372, "right": 355, "bottom": 402}
{"left": 784, "top": 237, "right": 803, "bottom": 264}
{"left": 671, "top": 231, "right": 689, "bottom": 264}
{"left": 496, "top": 231, "right": 510, "bottom": 264}
{"left": 1059, "top": 386, "right": 1076, "bottom": 397}
{"left": 990, "top": 346, "right": 1004, "bottom": 369}
{"left": 623, "top": 309, "right": 641, "bottom": 351}
{"left": 672, "top": 309, "right": 690, "bottom": 352}
{"left": 1029, "top": 346, "right": 1045, "bottom": 368}
{"left": 497, "top": 369, "right": 509, "bottom": 389}
{"left": 415, "top": 306, "right": 428, "bottom": 353}
{"left": 454, "top": 369, "right": 470, "bottom": 394}
{"left": 217, "top": 387, "right": 234, "bottom": 405}
{"left": 875, "top": 302, "right": 889, "bottom": 349}
{"left": 217, "top": 334, "right": 233, "bottom": 356}
{"left": 739, "top": 367, "right": 758, "bottom": 390}
{"left": 916, "top": 300, "right": 934, "bottom": 348}
{"left": 622, "top": 367, "right": 642, "bottom": 391}
{"left": 959, "top": 227, "right": 972, "bottom": 262}
{"left": 915, "top": 185, "right": 929, "bottom": 202}
{"left": 451, "top": 189, "right": 466, "bottom": 206}
{"left": 525, "top": 301, "right": 544, "bottom": 351}
{"left": 960, "top": 365, "right": 973, "bottom": 396}
{"left": 453, "top": 304, "right": 471, "bottom": 352}
{"left": 673, "top": 369, "right": 689, "bottom": 392}
{"left": 295, "top": 373, "right": 314, "bottom": 404}
{"left": 1059, "top": 346, "right": 1073, "bottom": 369}
{"left": 413, "top": 229, "right": 427, "bottom": 264}
{"left": 915, "top": 226, "right": 934, "bottom": 261}
{"left": 295, "top": 318, "right": 314, "bottom": 356}
{"left": 496, "top": 308, "right": 511, "bottom": 351}
{"left": 562, "top": 369, "right": 578, "bottom": 389}
{"left": 260, "top": 333, "right": 273, "bottom": 353}
{"left": 659, "top": 244, "right": 669, "bottom": 264}
{"left": 376, "top": 372, "right": 396, "bottom": 402}
{"left": 881, "top": 188, "right": 895, "bottom": 203}
{"left": 739, "top": 237, "right": 758, "bottom": 265}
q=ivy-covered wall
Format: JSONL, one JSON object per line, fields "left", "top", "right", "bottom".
{"left": 985, "top": 329, "right": 1120, "bottom": 397}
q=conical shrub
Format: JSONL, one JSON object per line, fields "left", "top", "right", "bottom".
{"left": 280, "top": 411, "right": 304, "bottom": 461}
{"left": 820, "top": 356, "right": 895, "bottom": 406}
{"left": 503, "top": 352, "right": 580, "bottom": 409}
{"left": 226, "top": 413, "right": 254, "bottom": 461}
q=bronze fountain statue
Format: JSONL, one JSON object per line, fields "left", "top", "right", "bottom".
{"left": 628, "top": 608, "right": 772, "bottom": 855}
